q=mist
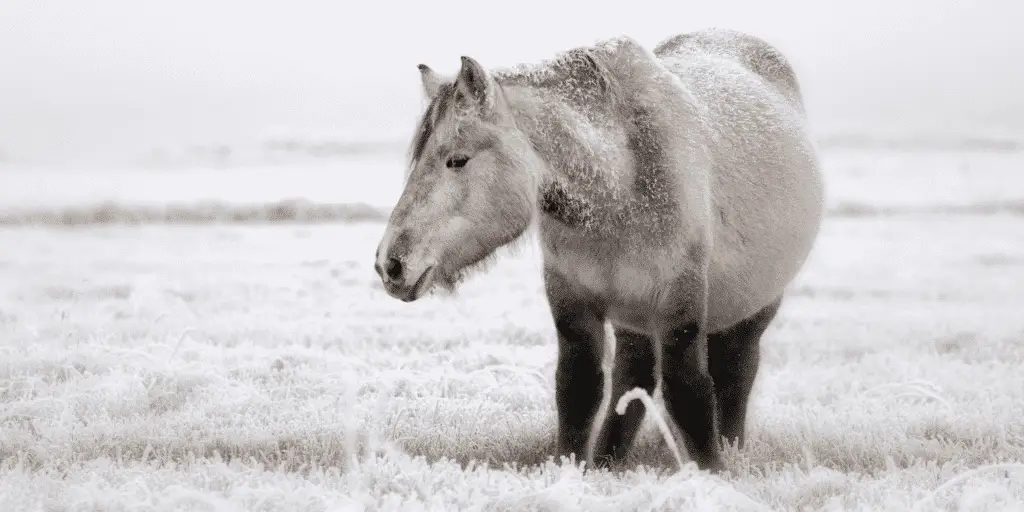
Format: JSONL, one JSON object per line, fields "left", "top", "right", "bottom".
{"left": 1, "top": 0, "right": 1021, "bottom": 167}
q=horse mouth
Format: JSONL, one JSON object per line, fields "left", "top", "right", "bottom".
{"left": 401, "top": 265, "right": 436, "bottom": 302}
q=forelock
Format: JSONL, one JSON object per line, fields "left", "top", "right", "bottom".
{"left": 409, "top": 82, "right": 458, "bottom": 166}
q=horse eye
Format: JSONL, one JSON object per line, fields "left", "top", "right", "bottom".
{"left": 446, "top": 155, "right": 470, "bottom": 170}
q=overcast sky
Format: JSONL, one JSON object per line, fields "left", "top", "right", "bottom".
{"left": 1, "top": 0, "right": 1021, "bottom": 165}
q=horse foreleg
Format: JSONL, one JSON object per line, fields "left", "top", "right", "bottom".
{"left": 591, "top": 327, "right": 657, "bottom": 467}
{"left": 545, "top": 268, "right": 607, "bottom": 466}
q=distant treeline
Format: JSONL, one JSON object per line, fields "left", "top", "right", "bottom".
{"left": 5, "top": 133, "right": 1016, "bottom": 171}
{"left": 3, "top": 198, "right": 1023, "bottom": 228}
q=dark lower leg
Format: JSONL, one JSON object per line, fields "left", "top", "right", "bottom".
{"left": 710, "top": 343, "right": 758, "bottom": 448}
{"left": 545, "top": 268, "right": 607, "bottom": 462}
{"left": 592, "top": 328, "right": 657, "bottom": 466}
{"left": 661, "top": 321, "right": 724, "bottom": 472}
{"left": 708, "top": 297, "right": 782, "bottom": 449}
{"left": 555, "top": 334, "right": 605, "bottom": 460}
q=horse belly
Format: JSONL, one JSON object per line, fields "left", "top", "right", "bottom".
{"left": 695, "top": 76, "right": 824, "bottom": 331}
{"left": 706, "top": 173, "right": 823, "bottom": 332}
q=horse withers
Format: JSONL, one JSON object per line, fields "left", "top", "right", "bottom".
{"left": 374, "top": 28, "right": 824, "bottom": 473}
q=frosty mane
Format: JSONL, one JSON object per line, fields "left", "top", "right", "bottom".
{"left": 492, "top": 43, "right": 622, "bottom": 115}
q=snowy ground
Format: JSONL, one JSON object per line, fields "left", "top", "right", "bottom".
{"left": 2, "top": 149, "right": 1024, "bottom": 511}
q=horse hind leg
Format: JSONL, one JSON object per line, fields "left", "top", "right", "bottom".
{"left": 591, "top": 327, "right": 657, "bottom": 467}
{"left": 708, "top": 296, "right": 784, "bottom": 449}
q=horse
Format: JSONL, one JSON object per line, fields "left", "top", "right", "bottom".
{"left": 373, "top": 28, "right": 824, "bottom": 473}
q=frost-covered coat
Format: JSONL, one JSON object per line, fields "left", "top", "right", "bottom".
{"left": 492, "top": 29, "right": 824, "bottom": 333}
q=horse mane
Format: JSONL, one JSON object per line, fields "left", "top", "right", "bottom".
{"left": 492, "top": 43, "right": 622, "bottom": 116}
{"left": 490, "top": 39, "right": 653, "bottom": 232}
{"left": 407, "top": 41, "right": 626, "bottom": 170}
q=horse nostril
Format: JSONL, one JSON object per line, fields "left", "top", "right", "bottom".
{"left": 384, "top": 257, "right": 403, "bottom": 281}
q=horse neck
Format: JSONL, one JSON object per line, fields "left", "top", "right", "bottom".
{"left": 500, "top": 82, "right": 631, "bottom": 219}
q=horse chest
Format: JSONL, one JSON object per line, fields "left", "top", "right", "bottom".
{"left": 543, "top": 246, "right": 679, "bottom": 334}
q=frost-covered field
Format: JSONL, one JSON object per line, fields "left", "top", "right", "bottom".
{"left": 2, "top": 149, "right": 1024, "bottom": 511}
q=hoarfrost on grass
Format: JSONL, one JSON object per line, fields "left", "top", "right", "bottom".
{"left": 2, "top": 152, "right": 1024, "bottom": 510}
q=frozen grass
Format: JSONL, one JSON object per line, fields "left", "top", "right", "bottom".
{"left": 2, "top": 212, "right": 1024, "bottom": 510}
{"left": 2, "top": 149, "right": 1024, "bottom": 510}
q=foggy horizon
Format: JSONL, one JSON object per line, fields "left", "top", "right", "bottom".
{"left": 2, "top": 0, "right": 1022, "bottom": 167}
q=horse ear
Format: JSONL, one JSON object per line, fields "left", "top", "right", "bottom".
{"left": 418, "top": 64, "right": 443, "bottom": 99}
{"left": 455, "top": 56, "right": 494, "bottom": 111}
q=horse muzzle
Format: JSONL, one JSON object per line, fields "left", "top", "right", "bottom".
{"left": 380, "top": 263, "right": 435, "bottom": 302}
{"left": 374, "top": 240, "right": 437, "bottom": 302}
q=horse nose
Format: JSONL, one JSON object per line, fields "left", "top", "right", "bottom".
{"left": 374, "top": 244, "right": 386, "bottom": 278}
{"left": 384, "top": 257, "right": 403, "bottom": 281}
